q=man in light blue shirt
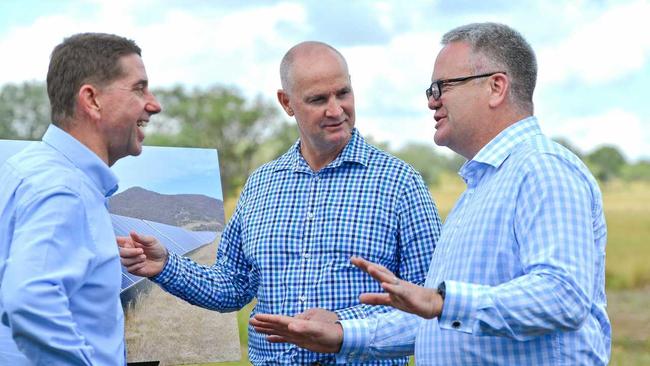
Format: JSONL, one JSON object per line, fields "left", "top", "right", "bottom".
{"left": 0, "top": 33, "right": 161, "bottom": 365}
{"left": 251, "top": 23, "right": 611, "bottom": 365}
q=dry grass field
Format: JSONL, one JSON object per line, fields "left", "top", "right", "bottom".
{"left": 124, "top": 238, "right": 241, "bottom": 365}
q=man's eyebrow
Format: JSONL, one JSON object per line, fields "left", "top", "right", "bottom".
{"left": 133, "top": 79, "right": 149, "bottom": 88}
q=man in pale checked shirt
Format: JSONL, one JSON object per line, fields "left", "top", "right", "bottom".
{"left": 118, "top": 41, "right": 442, "bottom": 365}
{"left": 0, "top": 33, "right": 161, "bottom": 365}
{"left": 251, "top": 23, "right": 611, "bottom": 365}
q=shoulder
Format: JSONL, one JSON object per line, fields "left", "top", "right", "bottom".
{"left": 364, "top": 143, "right": 421, "bottom": 179}
{"left": 6, "top": 143, "right": 84, "bottom": 198}
{"left": 513, "top": 135, "right": 600, "bottom": 196}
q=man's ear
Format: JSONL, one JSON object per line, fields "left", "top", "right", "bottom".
{"left": 487, "top": 73, "right": 508, "bottom": 108}
{"left": 277, "top": 89, "right": 293, "bottom": 116}
{"left": 78, "top": 84, "right": 102, "bottom": 120}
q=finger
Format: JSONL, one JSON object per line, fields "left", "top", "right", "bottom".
{"left": 116, "top": 236, "right": 134, "bottom": 248}
{"left": 365, "top": 264, "right": 397, "bottom": 284}
{"left": 267, "top": 335, "right": 289, "bottom": 343}
{"left": 120, "top": 254, "right": 146, "bottom": 267}
{"left": 129, "top": 231, "right": 157, "bottom": 247}
{"left": 119, "top": 246, "right": 144, "bottom": 258}
{"left": 252, "top": 314, "right": 294, "bottom": 327}
{"left": 249, "top": 317, "right": 288, "bottom": 330}
{"left": 350, "top": 256, "right": 372, "bottom": 272}
{"left": 351, "top": 256, "right": 394, "bottom": 278}
{"left": 359, "top": 293, "right": 392, "bottom": 306}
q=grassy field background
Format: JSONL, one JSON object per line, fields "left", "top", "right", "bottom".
{"left": 192, "top": 174, "right": 650, "bottom": 365}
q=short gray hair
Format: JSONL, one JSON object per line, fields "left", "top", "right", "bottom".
{"left": 442, "top": 22, "right": 537, "bottom": 113}
{"left": 279, "top": 41, "right": 348, "bottom": 92}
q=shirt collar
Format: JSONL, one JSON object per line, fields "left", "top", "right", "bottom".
{"left": 274, "top": 128, "right": 369, "bottom": 172}
{"left": 471, "top": 116, "right": 541, "bottom": 168}
{"left": 459, "top": 116, "right": 541, "bottom": 183}
{"left": 42, "top": 124, "right": 119, "bottom": 197}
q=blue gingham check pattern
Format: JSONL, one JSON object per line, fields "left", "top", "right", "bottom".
{"left": 153, "top": 128, "right": 442, "bottom": 365}
{"left": 339, "top": 117, "right": 610, "bottom": 365}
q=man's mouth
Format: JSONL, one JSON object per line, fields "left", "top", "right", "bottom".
{"left": 136, "top": 120, "right": 148, "bottom": 128}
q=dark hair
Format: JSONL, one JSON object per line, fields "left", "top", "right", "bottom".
{"left": 47, "top": 32, "right": 141, "bottom": 125}
{"left": 442, "top": 22, "right": 537, "bottom": 113}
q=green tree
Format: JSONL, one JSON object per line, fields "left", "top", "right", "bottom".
{"left": 621, "top": 160, "right": 650, "bottom": 181}
{"left": 147, "top": 86, "right": 284, "bottom": 198}
{"left": 586, "top": 145, "right": 627, "bottom": 183}
{"left": 394, "top": 142, "right": 449, "bottom": 187}
{"left": 0, "top": 81, "right": 50, "bottom": 140}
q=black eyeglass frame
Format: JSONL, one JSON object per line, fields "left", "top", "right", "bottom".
{"left": 425, "top": 71, "right": 506, "bottom": 101}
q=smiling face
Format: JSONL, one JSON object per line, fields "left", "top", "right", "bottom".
{"left": 428, "top": 42, "right": 490, "bottom": 159}
{"left": 96, "top": 53, "right": 161, "bottom": 166}
{"left": 278, "top": 45, "right": 355, "bottom": 169}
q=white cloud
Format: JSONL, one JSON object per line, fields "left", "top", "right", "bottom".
{"left": 343, "top": 31, "right": 442, "bottom": 148}
{"left": 1, "top": 0, "right": 649, "bottom": 161}
{"left": 538, "top": 0, "right": 650, "bottom": 85}
{"left": 545, "top": 109, "right": 649, "bottom": 161}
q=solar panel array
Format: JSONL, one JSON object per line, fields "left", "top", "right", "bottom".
{"left": 111, "top": 214, "right": 218, "bottom": 292}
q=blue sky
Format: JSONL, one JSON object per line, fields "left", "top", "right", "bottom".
{"left": 1, "top": 0, "right": 649, "bottom": 161}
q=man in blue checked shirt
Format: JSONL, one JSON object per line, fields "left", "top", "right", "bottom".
{"left": 119, "top": 41, "right": 442, "bottom": 365}
{"left": 251, "top": 23, "right": 611, "bottom": 365}
{"left": 0, "top": 33, "right": 162, "bottom": 365}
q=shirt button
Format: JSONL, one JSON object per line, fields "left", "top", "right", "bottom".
{"left": 303, "top": 253, "right": 310, "bottom": 259}
{"left": 452, "top": 320, "right": 462, "bottom": 329}
{"left": 299, "top": 295, "right": 307, "bottom": 302}
{"left": 306, "top": 212, "right": 314, "bottom": 220}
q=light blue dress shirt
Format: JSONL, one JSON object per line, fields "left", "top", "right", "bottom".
{"left": 339, "top": 117, "right": 610, "bottom": 365}
{"left": 153, "top": 129, "right": 442, "bottom": 365}
{"left": 0, "top": 125, "right": 125, "bottom": 365}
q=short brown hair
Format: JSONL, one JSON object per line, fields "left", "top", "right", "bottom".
{"left": 47, "top": 32, "right": 141, "bottom": 125}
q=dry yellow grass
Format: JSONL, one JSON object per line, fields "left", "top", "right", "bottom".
{"left": 124, "top": 238, "right": 241, "bottom": 365}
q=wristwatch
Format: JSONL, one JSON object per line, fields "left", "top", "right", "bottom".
{"left": 437, "top": 281, "right": 446, "bottom": 301}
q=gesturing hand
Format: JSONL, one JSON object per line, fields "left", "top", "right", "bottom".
{"left": 351, "top": 256, "right": 443, "bottom": 319}
{"left": 116, "top": 231, "right": 168, "bottom": 277}
{"left": 250, "top": 314, "right": 343, "bottom": 354}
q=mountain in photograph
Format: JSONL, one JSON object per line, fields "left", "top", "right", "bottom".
{"left": 109, "top": 186, "right": 224, "bottom": 231}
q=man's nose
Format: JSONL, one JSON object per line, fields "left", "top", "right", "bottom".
{"left": 428, "top": 95, "right": 441, "bottom": 111}
{"left": 325, "top": 98, "right": 343, "bottom": 118}
{"left": 146, "top": 92, "right": 162, "bottom": 114}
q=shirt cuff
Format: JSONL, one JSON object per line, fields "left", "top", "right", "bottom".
{"left": 150, "top": 252, "right": 181, "bottom": 285}
{"left": 437, "top": 280, "right": 489, "bottom": 334}
{"left": 336, "top": 318, "right": 372, "bottom": 363}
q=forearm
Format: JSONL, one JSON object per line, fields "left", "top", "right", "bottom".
{"left": 440, "top": 272, "right": 591, "bottom": 340}
{"left": 338, "top": 310, "right": 418, "bottom": 362}
{"left": 152, "top": 252, "right": 254, "bottom": 311}
{"left": 2, "top": 280, "right": 94, "bottom": 365}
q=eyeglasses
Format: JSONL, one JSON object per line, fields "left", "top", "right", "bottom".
{"left": 425, "top": 71, "right": 506, "bottom": 101}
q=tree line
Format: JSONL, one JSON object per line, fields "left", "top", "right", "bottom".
{"left": 2, "top": 81, "right": 649, "bottom": 201}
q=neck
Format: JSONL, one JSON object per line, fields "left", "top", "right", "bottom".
{"left": 300, "top": 145, "right": 343, "bottom": 171}
{"left": 62, "top": 120, "right": 110, "bottom": 166}
{"left": 463, "top": 110, "right": 531, "bottom": 160}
